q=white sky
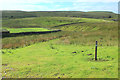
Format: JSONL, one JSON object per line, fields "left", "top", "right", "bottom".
{"left": 0, "top": 0, "right": 119, "bottom": 13}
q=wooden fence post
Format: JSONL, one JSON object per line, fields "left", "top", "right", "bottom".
{"left": 95, "top": 41, "right": 97, "bottom": 61}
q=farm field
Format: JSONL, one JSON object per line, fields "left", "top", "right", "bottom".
{"left": 2, "top": 39, "right": 118, "bottom": 78}
{"left": 2, "top": 17, "right": 113, "bottom": 29}
{"left": 1, "top": 12, "right": 118, "bottom": 78}
{"left": 6, "top": 28, "right": 52, "bottom": 33}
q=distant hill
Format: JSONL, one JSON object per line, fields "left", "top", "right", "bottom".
{"left": 1, "top": 10, "right": 118, "bottom": 20}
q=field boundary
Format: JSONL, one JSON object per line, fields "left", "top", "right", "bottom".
{"left": 2, "top": 29, "right": 61, "bottom": 38}
{"left": 53, "top": 22, "right": 85, "bottom": 27}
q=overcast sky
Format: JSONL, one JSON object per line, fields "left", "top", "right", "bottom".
{"left": 0, "top": 0, "right": 119, "bottom": 13}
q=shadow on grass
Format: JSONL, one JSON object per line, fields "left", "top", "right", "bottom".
{"left": 88, "top": 58, "right": 114, "bottom": 62}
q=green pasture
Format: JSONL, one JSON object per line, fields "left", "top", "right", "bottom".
{"left": 2, "top": 17, "right": 79, "bottom": 28}
{"left": 6, "top": 28, "right": 51, "bottom": 33}
{"left": 2, "top": 16, "right": 118, "bottom": 78}
{"left": 2, "top": 17, "right": 113, "bottom": 29}
{"left": 2, "top": 39, "right": 118, "bottom": 78}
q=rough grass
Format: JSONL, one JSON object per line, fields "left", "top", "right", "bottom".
{"left": 2, "top": 17, "right": 118, "bottom": 78}
{"left": 58, "top": 22, "right": 117, "bottom": 31}
{"left": 2, "top": 17, "right": 113, "bottom": 29}
{"left": 2, "top": 39, "right": 118, "bottom": 78}
{"left": 2, "top": 21, "right": 118, "bottom": 49}
{"left": 2, "top": 11, "right": 117, "bottom": 20}
{"left": 2, "top": 17, "right": 80, "bottom": 28}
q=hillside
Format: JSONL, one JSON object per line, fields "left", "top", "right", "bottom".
{"left": 1, "top": 10, "right": 118, "bottom": 20}
{"left": 2, "top": 17, "right": 118, "bottom": 48}
{"left": 2, "top": 11, "right": 118, "bottom": 78}
{"left": 2, "top": 17, "right": 116, "bottom": 29}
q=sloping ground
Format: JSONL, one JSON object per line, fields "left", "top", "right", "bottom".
{"left": 2, "top": 17, "right": 81, "bottom": 28}
{"left": 2, "top": 17, "right": 118, "bottom": 49}
{"left": 57, "top": 21, "right": 117, "bottom": 32}
{"left": 2, "top": 39, "right": 118, "bottom": 78}
{"left": 2, "top": 17, "right": 113, "bottom": 29}
{"left": 2, "top": 11, "right": 117, "bottom": 20}
{"left": 2, "top": 17, "right": 118, "bottom": 78}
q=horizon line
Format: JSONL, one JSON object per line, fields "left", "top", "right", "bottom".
{"left": 1, "top": 10, "right": 118, "bottom": 14}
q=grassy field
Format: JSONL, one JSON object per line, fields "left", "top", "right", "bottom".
{"left": 6, "top": 28, "right": 52, "bottom": 33}
{"left": 2, "top": 17, "right": 113, "bottom": 29}
{"left": 2, "top": 17, "right": 80, "bottom": 28}
{"left": 2, "top": 16, "right": 118, "bottom": 78}
{"left": 2, "top": 39, "right": 118, "bottom": 78}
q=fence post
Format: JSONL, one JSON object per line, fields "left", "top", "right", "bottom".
{"left": 95, "top": 41, "right": 97, "bottom": 61}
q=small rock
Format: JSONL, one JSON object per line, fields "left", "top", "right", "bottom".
{"left": 54, "top": 73, "right": 59, "bottom": 76}
{"left": 87, "top": 54, "right": 92, "bottom": 55}
{"left": 72, "top": 51, "right": 76, "bottom": 53}
{"left": 58, "top": 77, "right": 60, "bottom": 79}
{"left": 2, "top": 64, "right": 8, "bottom": 66}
